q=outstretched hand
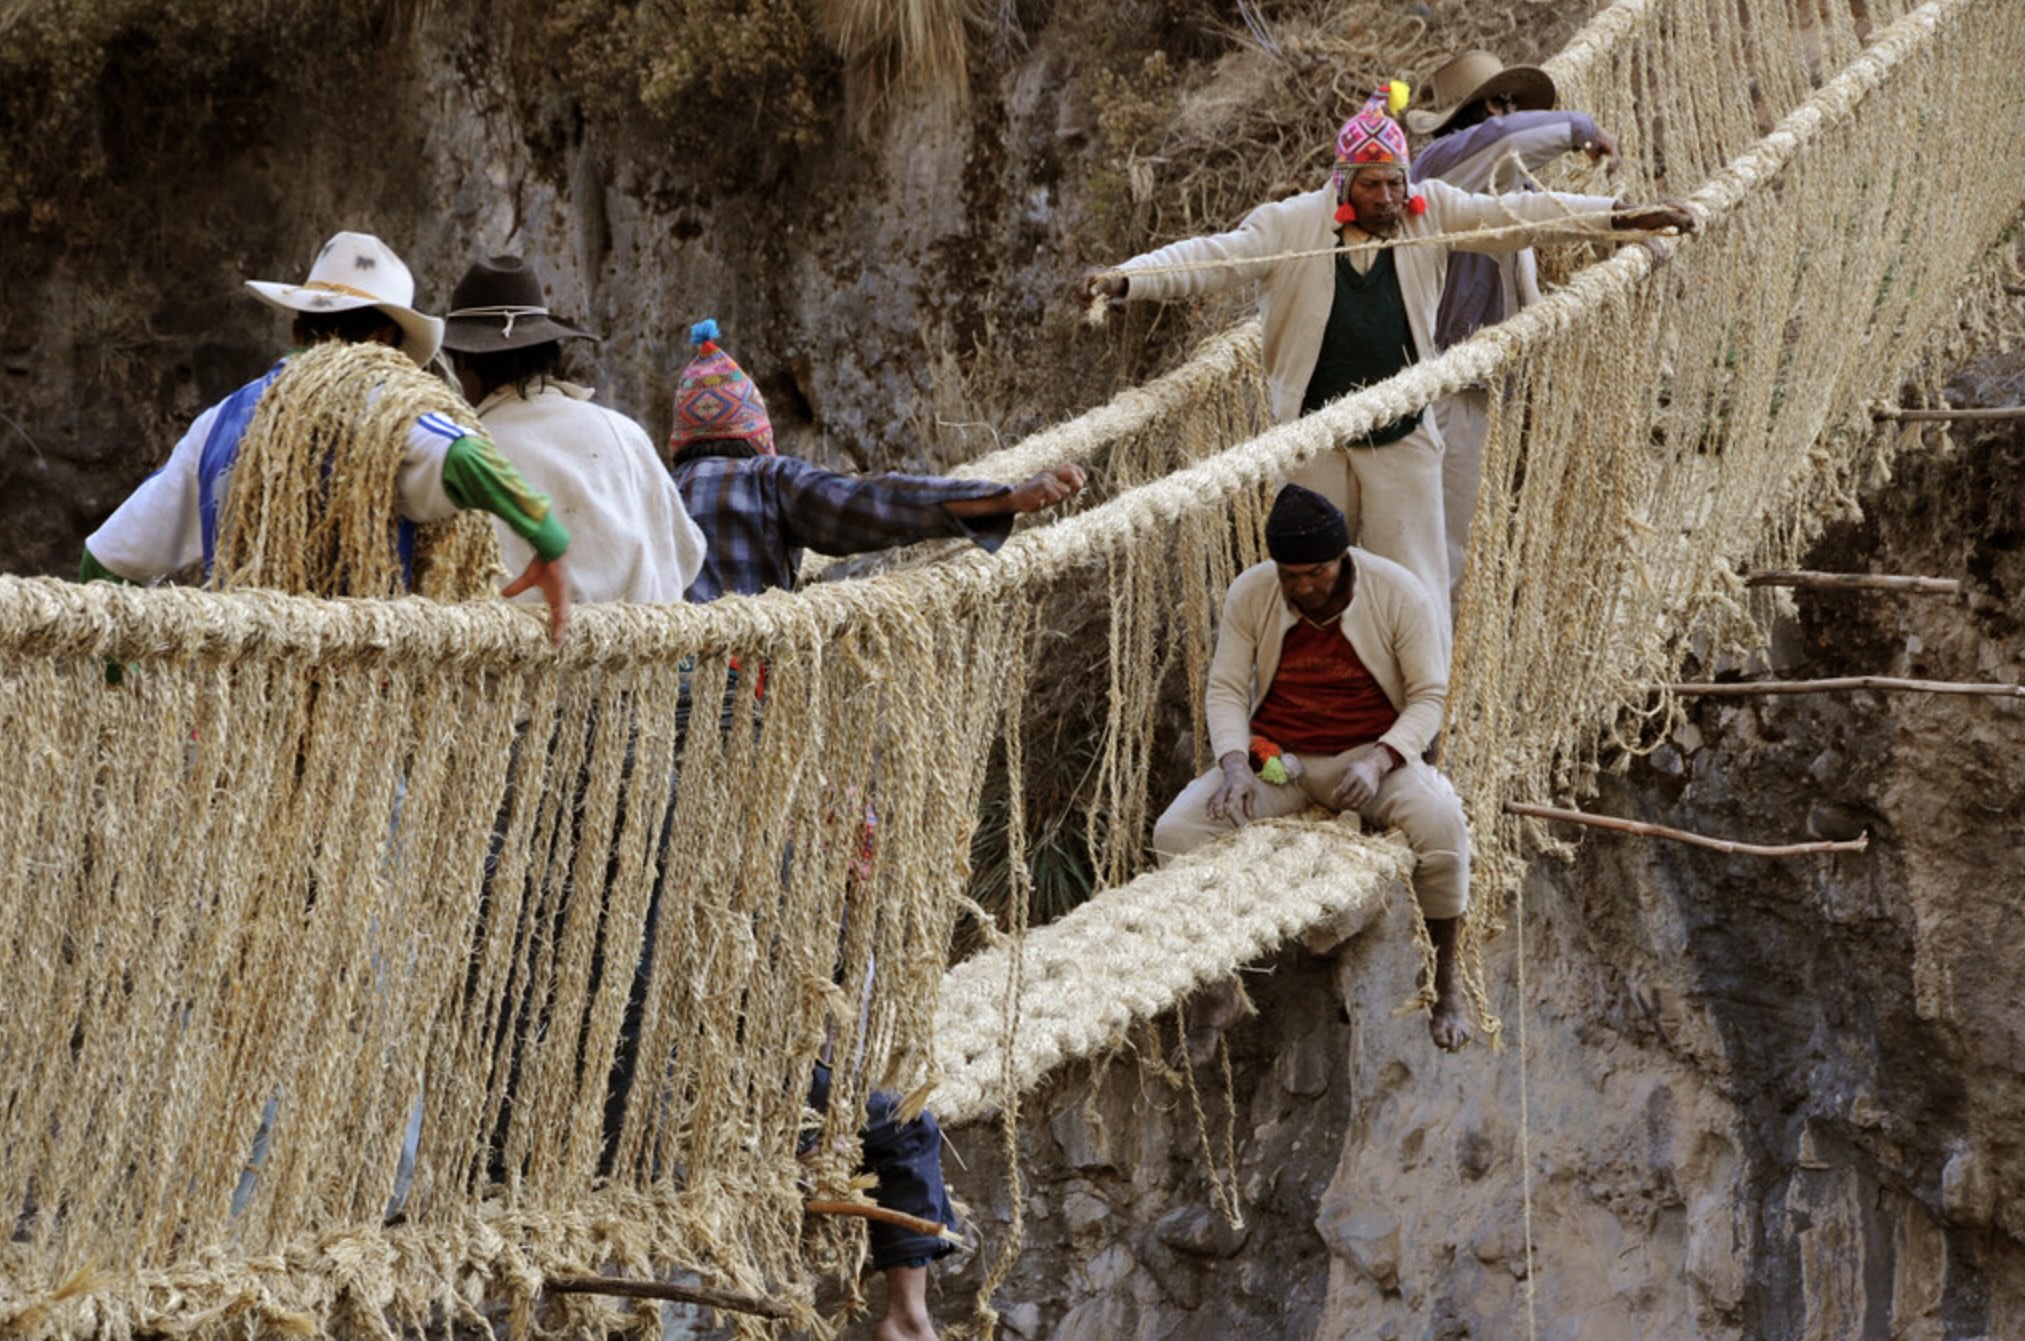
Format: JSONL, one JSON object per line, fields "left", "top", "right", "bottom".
{"left": 1614, "top": 198, "right": 1697, "bottom": 235}
{"left": 1005, "top": 464, "right": 1088, "bottom": 514}
{"left": 1077, "top": 269, "right": 1128, "bottom": 308}
{"left": 501, "top": 553, "right": 570, "bottom": 647}
{"left": 1580, "top": 126, "right": 1620, "bottom": 175}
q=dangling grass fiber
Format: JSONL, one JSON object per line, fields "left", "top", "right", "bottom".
{"left": 214, "top": 340, "right": 501, "bottom": 601}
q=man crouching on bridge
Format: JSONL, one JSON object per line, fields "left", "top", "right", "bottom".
{"left": 1152, "top": 483, "right": 1471, "bottom": 1050}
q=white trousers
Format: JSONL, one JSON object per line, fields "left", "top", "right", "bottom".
{"left": 1287, "top": 420, "right": 1450, "bottom": 662}
{"left": 1151, "top": 748, "right": 1470, "bottom": 921}
{"left": 1430, "top": 388, "right": 1490, "bottom": 613}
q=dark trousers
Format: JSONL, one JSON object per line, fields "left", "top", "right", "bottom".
{"left": 806, "top": 1062, "right": 958, "bottom": 1271}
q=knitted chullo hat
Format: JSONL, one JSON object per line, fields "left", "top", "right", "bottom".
{"left": 1265, "top": 484, "right": 1351, "bottom": 564}
{"left": 1332, "top": 81, "right": 1427, "bottom": 226}
{"left": 668, "top": 318, "right": 775, "bottom": 456}
{"left": 1335, "top": 81, "right": 1413, "bottom": 171}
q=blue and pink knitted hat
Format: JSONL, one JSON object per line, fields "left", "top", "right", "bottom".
{"left": 668, "top": 319, "right": 775, "bottom": 456}
{"left": 1335, "top": 82, "right": 1413, "bottom": 172}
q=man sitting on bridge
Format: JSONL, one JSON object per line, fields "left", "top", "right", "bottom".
{"left": 1152, "top": 484, "right": 1472, "bottom": 1051}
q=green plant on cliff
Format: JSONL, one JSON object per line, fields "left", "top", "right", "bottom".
{"left": 537, "top": 0, "right": 979, "bottom": 159}
{"left": 1, "top": 0, "right": 981, "bottom": 219}
{"left": 542, "top": 0, "right": 829, "bottom": 149}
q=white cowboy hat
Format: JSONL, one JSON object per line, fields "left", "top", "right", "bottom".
{"left": 1403, "top": 51, "right": 1557, "bottom": 136}
{"left": 245, "top": 231, "right": 445, "bottom": 365}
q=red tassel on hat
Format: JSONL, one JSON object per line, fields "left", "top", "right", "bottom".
{"left": 1334, "top": 203, "right": 1358, "bottom": 225}
{"left": 1408, "top": 195, "right": 1427, "bottom": 215}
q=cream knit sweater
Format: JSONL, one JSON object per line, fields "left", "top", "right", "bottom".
{"left": 1205, "top": 549, "right": 1447, "bottom": 766}
{"left": 1118, "top": 177, "right": 1618, "bottom": 423}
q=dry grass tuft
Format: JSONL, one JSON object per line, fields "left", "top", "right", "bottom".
{"left": 817, "top": 0, "right": 976, "bottom": 125}
{"left": 1087, "top": 0, "right": 1592, "bottom": 247}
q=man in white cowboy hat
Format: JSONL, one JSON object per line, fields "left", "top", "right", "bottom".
{"left": 442, "top": 254, "right": 706, "bottom": 605}
{"left": 1407, "top": 51, "right": 1626, "bottom": 609}
{"left": 1079, "top": 87, "right": 1689, "bottom": 654}
{"left": 80, "top": 231, "right": 573, "bottom": 642}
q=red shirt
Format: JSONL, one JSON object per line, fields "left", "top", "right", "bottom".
{"left": 1249, "top": 617, "right": 1398, "bottom": 755}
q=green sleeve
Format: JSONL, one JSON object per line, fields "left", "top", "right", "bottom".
{"left": 80, "top": 546, "right": 132, "bottom": 585}
{"left": 440, "top": 435, "right": 571, "bottom": 561}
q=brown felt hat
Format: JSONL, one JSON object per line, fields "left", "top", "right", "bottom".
{"left": 439, "top": 255, "right": 598, "bottom": 354}
{"left": 1403, "top": 51, "right": 1557, "bottom": 137}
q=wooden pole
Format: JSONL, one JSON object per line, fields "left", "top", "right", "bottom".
{"left": 1669, "top": 676, "right": 2025, "bottom": 700}
{"left": 1504, "top": 802, "right": 1867, "bottom": 857}
{"left": 544, "top": 1274, "right": 794, "bottom": 1319}
{"left": 1873, "top": 405, "right": 2025, "bottom": 422}
{"left": 1744, "top": 569, "right": 1958, "bottom": 595}
{"left": 806, "top": 1199, "right": 963, "bottom": 1243}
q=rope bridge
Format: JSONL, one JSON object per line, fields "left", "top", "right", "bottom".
{"left": 0, "top": 0, "right": 2017, "bottom": 1335}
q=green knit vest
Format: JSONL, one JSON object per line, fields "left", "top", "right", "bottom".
{"left": 1300, "top": 248, "right": 1422, "bottom": 445}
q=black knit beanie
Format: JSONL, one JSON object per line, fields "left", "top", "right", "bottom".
{"left": 1264, "top": 484, "right": 1350, "bottom": 563}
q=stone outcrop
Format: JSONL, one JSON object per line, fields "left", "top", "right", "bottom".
{"left": 922, "top": 412, "right": 2022, "bottom": 1340}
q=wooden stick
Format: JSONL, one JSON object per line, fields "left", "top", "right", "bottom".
{"left": 1873, "top": 405, "right": 2025, "bottom": 422}
{"left": 2004, "top": 283, "right": 2025, "bottom": 296}
{"left": 1668, "top": 676, "right": 2025, "bottom": 699}
{"left": 1744, "top": 569, "right": 1959, "bottom": 595}
{"left": 1504, "top": 802, "right": 1867, "bottom": 857}
{"left": 544, "top": 1274, "right": 793, "bottom": 1318}
{"left": 806, "top": 1199, "right": 961, "bottom": 1242}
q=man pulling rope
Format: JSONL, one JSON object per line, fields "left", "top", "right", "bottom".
{"left": 1080, "top": 84, "right": 1693, "bottom": 656}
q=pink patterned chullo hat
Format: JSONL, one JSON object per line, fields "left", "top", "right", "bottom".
{"left": 667, "top": 319, "right": 775, "bottom": 456}
{"left": 1335, "top": 81, "right": 1414, "bottom": 175}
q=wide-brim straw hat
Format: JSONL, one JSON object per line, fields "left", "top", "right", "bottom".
{"left": 245, "top": 231, "right": 445, "bottom": 365}
{"left": 439, "top": 254, "right": 598, "bottom": 354}
{"left": 1403, "top": 51, "right": 1557, "bottom": 136}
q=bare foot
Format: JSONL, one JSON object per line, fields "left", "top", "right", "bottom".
{"left": 874, "top": 1265, "right": 937, "bottom": 1341}
{"left": 1425, "top": 916, "right": 1471, "bottom": 1052}
{"left": 1429, "top": 987, "right": 1472, "bottom": 1052}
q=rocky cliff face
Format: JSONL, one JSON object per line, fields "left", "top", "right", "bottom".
{"left": 0, "top": 2, "right": 1148, "bottom": 573}
{"left": 929, "top": 407, "right": 2023, "bottom": 1340}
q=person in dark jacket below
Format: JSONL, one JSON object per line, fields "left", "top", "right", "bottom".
{"left": 666, "top": 319, "right": 1083, "bottom": 1341}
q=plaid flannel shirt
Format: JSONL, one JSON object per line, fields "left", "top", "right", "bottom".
{"left": 672, "top": 453, "right": 1014, "bottom": 600}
